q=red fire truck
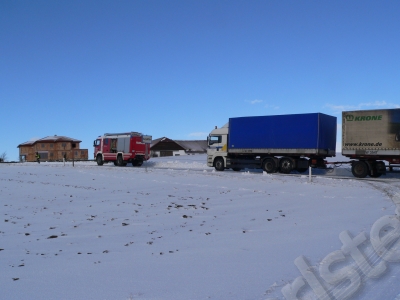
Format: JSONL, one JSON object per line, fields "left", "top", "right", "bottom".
{"left": 93, "top": 132, "right": 152, "bottom": 166}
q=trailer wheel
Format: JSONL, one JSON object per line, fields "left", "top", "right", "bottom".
{"left": 96, "top": 155, "right": 104, "bottom": 166}
{"left": 117, "top": 155, "right": 124, "bottom": 167}
{"left": 214, "top": 158, "right": 225, "bottom": 171}
{"left": 262, "top": 159, "right": 277, "bottom": 173}
{"left": 279, "top": 157, "right": 293, "bottom": 174}
{"left": 351, "top": 161, "right": 368, "bottom": 178}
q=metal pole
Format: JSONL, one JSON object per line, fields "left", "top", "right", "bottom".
{"left": 309, "top": 166, "right": 312, "bottom": 182}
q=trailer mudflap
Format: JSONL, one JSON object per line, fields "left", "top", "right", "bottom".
{"left": 376, "top": 161, "right": 386, "bottom": 175}
{"left": 296, "top": 159, "right": 309, "bottom": 169}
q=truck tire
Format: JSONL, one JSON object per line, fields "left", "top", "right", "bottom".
{"left": 351, "top": 161, "right": 368, "bottom": 178}
{"left": 117, "top": 155, "right": 124, "bottom": 167}
{"left": 214, "top": 158, "right": 225, "bottom": 171}
{"left": 132, "top": 160, "right": 143, "bottom": 167}
{"left": 279, "top": 157, "right": 293, "bottom": 174}
{"left": 262, "top": 158, "right": 277, "bottom": 173}
{"left": 96, "top": 155, "right": 104, "bottom": 166}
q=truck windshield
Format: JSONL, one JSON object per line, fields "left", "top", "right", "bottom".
{"left": 93, "top": 140, "right": 101, "bottom": 146}
{"left": 209, "top": 136, "right": 221, "bottom": 145}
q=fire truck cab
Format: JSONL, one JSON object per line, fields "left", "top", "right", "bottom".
{"left": 94, "top": 132, "right": 152, "bottom": 167}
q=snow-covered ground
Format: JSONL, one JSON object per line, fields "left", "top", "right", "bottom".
{"left": 1, "top": 154, "right": 400, "bottom": 300}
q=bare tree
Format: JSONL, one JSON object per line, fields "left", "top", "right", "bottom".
{"left": 0, "top": 151, "right": 7, "bottom": 162}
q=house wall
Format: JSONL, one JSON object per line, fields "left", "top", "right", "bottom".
{"left": 19, "top": 142, "right": 88, "bottom": 162}
{"left": 151, "top": 150, "right": 187, "bottom": 157}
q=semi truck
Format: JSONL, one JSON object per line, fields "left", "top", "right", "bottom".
{"left": 94, "top": 132, "right": 152, "bottom": 167}
{"left": 342, "top": 108, "right": 400, "bottom": 178}
{"left": 207, "top": 113, "right": 337, "bottom": 174}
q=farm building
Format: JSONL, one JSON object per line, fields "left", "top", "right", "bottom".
{"left": 150, "top": 137, "right": 207, "bottom": 157}
{"left": 18, "top": 136, "right": 88, "bottom": 162}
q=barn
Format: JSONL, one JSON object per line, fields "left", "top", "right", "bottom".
{"left": 18, "top": 135, "right": 89, "bottom": 162}
{"left": 150, "top": 137, "right": 207, "bottom": 157}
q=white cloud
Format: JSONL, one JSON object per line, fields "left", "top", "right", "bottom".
{"left": 246, "top": 99, "right": 263, "bottom": 104}
{"left": 245, "top": 99, "right": 279, "bottom": 109}
{"left": 188, "top": 132, "right": 208, "bottom": 137}
{"left": 326, "top": 101, "right": 400, "bottom": 113}
{"left": 264, "top": 104, "right": 280, "bottom": 110}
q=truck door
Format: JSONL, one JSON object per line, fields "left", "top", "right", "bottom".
{"left": 103, "top": 138, "right": 110, "bottom": 153}
{"left": 93, "top": 139, "right": 101, "bottom": 158}
{"left": 208, "top": 135, "right": 223, "bottom": 152}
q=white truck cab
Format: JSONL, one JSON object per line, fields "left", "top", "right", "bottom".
{"left": 207, "top": 123, "right": 229, "bottom": 169}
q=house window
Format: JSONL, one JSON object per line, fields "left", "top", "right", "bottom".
{"left": 160, "top": 151, "right": 173, "bottom": 157}
{"left": 75, "top": 151, "right": 78, "bottom": 156}
{"left": 62, "top": 143, "right": 66, "bottom": 148}
{"left": 38, "top": 152, "right": 48, "bottom": 159}
{"left": 50, "top": 152, "right": 54, "bottom": 158}
{"left": 81, "top": 151, "right": 85, "bottom": 156}
{"left": 41, "top": 144, "right": 45, "bottom": 148}
{"left": 50, "top": 144, "right": 53, "bottom": 148}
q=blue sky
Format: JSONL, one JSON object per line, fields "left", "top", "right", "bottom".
{"left": 1, "top": 0, "right": 400, "bottom": 160}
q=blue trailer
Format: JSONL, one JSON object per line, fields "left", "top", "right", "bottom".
{"left": 207, "top": 113, "right": 337, "bottom": 173}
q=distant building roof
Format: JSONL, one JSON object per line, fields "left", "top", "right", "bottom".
{"left": 17, "top": 136, "right": 82, "bottom": 148}
{"left": 151, "top": 137, "right": 207, "bottom": 152}
{"left": 174, "top": 140, "right": 208, "bottom": 152}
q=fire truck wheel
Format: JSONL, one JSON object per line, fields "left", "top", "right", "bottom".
{"left": 96, "top": 155, "right": 103, "bottom": 166}
{"left": 117, "top": 155, "right": 124, "bottom": 166}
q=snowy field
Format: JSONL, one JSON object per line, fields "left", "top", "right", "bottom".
{"left": 1, "top": 154, "right": 400, "bottom": 300}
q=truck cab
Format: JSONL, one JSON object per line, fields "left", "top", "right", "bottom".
{"left": 207, "top": 123, "right": 229, "bottom": 169}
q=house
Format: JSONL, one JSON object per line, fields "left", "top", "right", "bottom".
{"left": 150, "top": 137, "right": 208, "bottom": 157}
{"left": 18, "top": 135, "right": 89, "bottom": 162}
